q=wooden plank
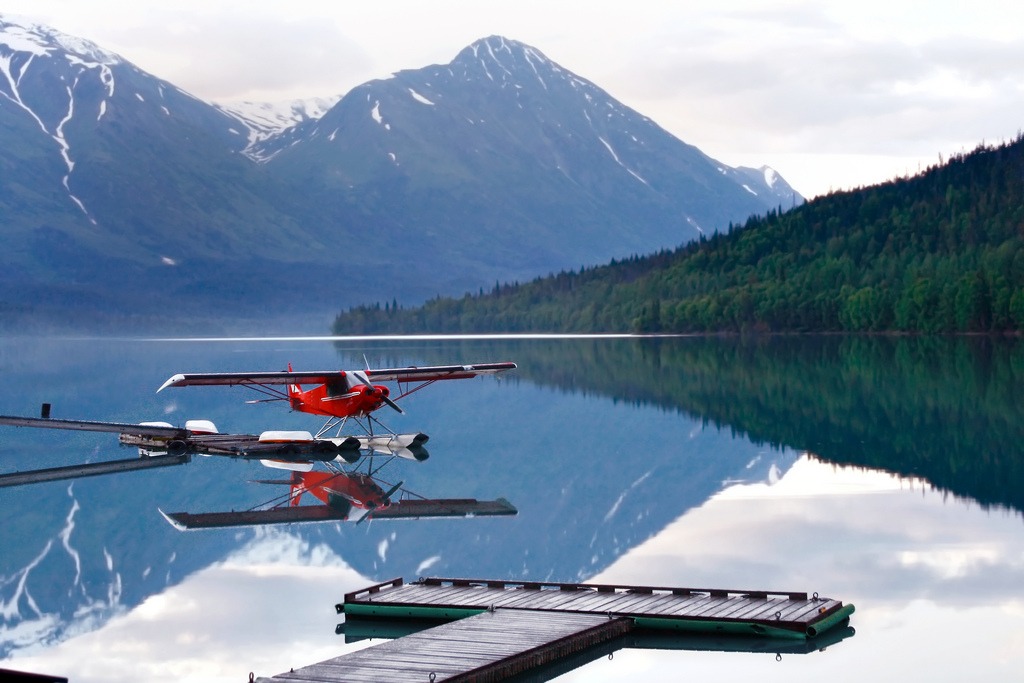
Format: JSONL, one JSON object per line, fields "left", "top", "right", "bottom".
{"left": 379, "top": 584, "right": 465, "bottom": 603}
{"left": 486, "top": 588, "right": 573, "bottom": 610}
{"left": 262, "top": 609, "right": 632, "bottom": 683}
{"left": 502, "top": 590, "right": 602, "bottom": 612}
{"left": 605, "top": 591, "right": 692, "bottom": 615}
{"left": 650, "top": 593, "right": 723, "bottom": 617}
{"left": 690, "top": 596, "right": 754, "bottom": 619}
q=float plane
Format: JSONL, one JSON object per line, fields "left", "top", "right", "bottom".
{"left": 157, "top": 361, "right": 517, "bottom": 443}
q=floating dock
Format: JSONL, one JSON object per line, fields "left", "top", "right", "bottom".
{"left": 258, "top": 577, "right": 854, "bottom": 682}
{"left": 342, "top": 577, "right": 854, "bottom": 639}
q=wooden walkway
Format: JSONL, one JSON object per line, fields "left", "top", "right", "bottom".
{"left": 258, "top": 577, "right": 854, "bottom": 682}
{"left": 340, "top": 577, "right": 854, "bottom": 639}
{"left": 258, "top": 609, "right": 632, "bottom": 683}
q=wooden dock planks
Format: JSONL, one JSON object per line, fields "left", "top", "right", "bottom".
{"left": 257, "top": 577, "right": 854, "bottom": 682}
{"left": 341, "top": 577, "right": 853, "bottom": 639}
{"left": 259, "top": 609, "right": 632, "bottom": 683}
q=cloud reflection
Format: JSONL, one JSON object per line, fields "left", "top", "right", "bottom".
{"left": 562, "top": 455, "right": 1024, "bottom": 681}
{"left": 4, "top": 529, "right": 371, "bottom": 683}
{"left": 594, "top": 456, "right": 1024, "bottom": 601}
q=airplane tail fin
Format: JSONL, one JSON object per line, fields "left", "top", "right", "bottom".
{"left": 286, "top": 362, "right": 303, "bottom": 409}
{"left": 289, "top": 471, "right": 305, "bottom": 506}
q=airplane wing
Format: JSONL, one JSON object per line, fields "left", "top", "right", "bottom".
{"left": 0, "top": 415, "right": 186, "bottom": 438}
{"left": 161, "top": 497, "right": 518, "bottom": 530}
{"left": 158, "top": 371, "right": 345, "bottom": 391}
{"left": 0, "top": 453, "right": 191, "bottom": 488}
{"left": 160, "top": 505, "right": 351, "bottom": 530}
{"left": 158, "top": 363, "right": 516, "bottom": 391}
{"left": 370, "top": 497, "right": 519, "bottom": 519}
{"left": 365, "top": 362, "right": 517, "bottom": 383}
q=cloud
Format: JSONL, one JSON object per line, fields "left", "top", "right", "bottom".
{"left": 593, "top": 457, "right": 1024, "bottom": 606}
{"left": 5, "top": 529, "right": 373, "bottom": 683}
{"left": 622, "top": 16, "right": 1024, "bottom": 156}
{"left": 117, "top": 11, "right": 369, "bottom": 102}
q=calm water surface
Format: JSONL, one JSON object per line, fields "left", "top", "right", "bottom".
{"left": 0, "top": 335, "right": 1021, "bottom": 682}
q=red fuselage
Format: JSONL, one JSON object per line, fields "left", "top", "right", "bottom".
{"left": 290, "top": 470, "right": 389, "bottom": 511}
{"left": 287, "top": 373, "right": 393, "bottom": 419}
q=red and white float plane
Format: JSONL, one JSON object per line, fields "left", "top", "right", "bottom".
{"left": 160, "top": 468, "right": 517, "bottom": 530}
{"left": 157, "top": 361, "right": 517, "bottom": 447}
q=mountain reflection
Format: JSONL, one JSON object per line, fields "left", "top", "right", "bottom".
{"left": 379, "top": 335, "right": 1024, "bottom": 515}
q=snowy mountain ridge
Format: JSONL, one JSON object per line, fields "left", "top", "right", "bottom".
{"left": 0, "top": 14, "right": 119, "bottom": 64}
{"left": 0, "top": 18, "right": 802, "bottom": 331}
{"left": 215, "top": 95, "right": 342, "bottom": 151}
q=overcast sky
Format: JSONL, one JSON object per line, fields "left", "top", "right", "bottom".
{"left": 5, "top": 0, "right": 1023, "bottom": 198}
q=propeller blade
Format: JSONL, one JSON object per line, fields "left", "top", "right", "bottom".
{"left": 353, "top": 372, "right": 405, "bottom": 414}
{"left": 380, "top": 394, "right": 405, "bottom": 414}
{"left": 381, "top": 480, "right": 404, "bottom": 505}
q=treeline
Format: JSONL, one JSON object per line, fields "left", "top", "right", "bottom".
{"left": 357, "top": 335, "right": 1024, "bottom": 513}
{"left": 334, "top": 136, "right": 1024, "bottom": 334}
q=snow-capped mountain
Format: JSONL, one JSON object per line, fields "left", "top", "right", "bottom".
{"left": 731, "top": 165, "right": 802, "bottom": 208}
{"left": 0, "top": 19, "right": 802, "bottom": 331}
{"left": 215, "top": 95, "right": 342, "bottom": 154}
{"left": 256, "top": 36, "right": 802, "bottom": 288}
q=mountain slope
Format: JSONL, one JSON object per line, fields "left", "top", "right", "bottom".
{"left": 0, "top": 16, "right": 343, "bottom": 327}
{"left": 259, "top": 36, "right": 801, "bottom": 289}
{"left": 0, "top": 20, "right": 801, "bottom": 332}
{"left": 332, "top": 137, "right": 1024, "bottom": 334}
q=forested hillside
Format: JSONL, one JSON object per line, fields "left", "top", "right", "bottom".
{"left": 334, "top": 137, "right": 1024, "bottom": 334}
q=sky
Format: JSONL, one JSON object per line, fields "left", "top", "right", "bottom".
{"left": 4, "top": 0, "right": 1024, "bottom": 198}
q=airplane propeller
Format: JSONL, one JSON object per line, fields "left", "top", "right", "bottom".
{"left": 353, "top": 373, "right": 405, "bottom": 414}
{"left": 356, "top": 479, "right": 404, "bottom": 525}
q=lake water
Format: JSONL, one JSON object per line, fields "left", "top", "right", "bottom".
{"left": 0, "top": 335, "right": 1022, "bottom": 682}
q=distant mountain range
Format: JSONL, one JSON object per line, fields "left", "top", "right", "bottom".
{"left": 0, "top": 16, "right": 801, "bottom": 332}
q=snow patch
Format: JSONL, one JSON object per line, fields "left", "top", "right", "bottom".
{"left": 597, "top": 136, "right": 648, "bottom": 185}
{"left": 522, "top": 53, "right": 548, "bottom": 90}
{"left": 58, "top": 488, "right": 83, "bottom": 588}
{"left": 603, "top": 471, "right": 652, "bottom": 522}
{"left": 370, "top": 100, "right": 391, "bottom": 130}
{"left": 415, "top": 555, "right": 441, "bottom": 575}
{"left": 408, "top": 88, "right": 435, "bottom": 105}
